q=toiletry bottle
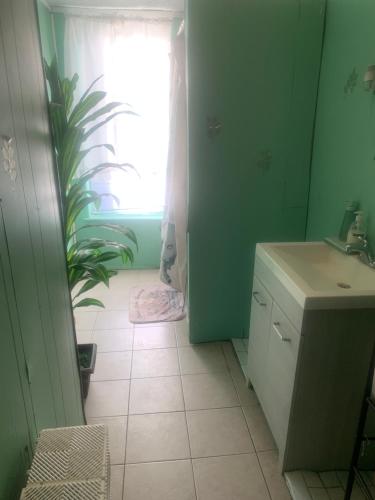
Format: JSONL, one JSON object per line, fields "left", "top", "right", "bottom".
{"left": 339, "top": 201, "right": 358, "bottom": 241}
{"left": 347, "top": 211, "right": 366, "bottom": 244}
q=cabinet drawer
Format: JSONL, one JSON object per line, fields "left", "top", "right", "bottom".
{"left": 262, "top": 302, "right": 301, "bottom": 453}
{"left": 250, "top": 276, "right": 272, "bottom": 314}
{"left": 247, "top": 277, "right": 273, "bottom": 402}
{"left": 271, "top": 303, "right": 300, "bottom": 361}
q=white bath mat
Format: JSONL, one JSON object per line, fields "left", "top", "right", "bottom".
{"left": 129, "top": 283, "right": 186, "bottom": 323}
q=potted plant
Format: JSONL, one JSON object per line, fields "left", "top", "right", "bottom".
{"left": 79, "top": 343, "right": 97, "bottom": 398}
{"left": 44, "top": 59, "right": 137, "bottom": 396}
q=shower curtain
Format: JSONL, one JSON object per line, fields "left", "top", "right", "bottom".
{"left": 160, "top": 25, "right": 187, "bottom": 293}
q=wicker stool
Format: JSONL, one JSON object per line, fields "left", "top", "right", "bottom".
{"left": 21, "top": 424, "right": 110, "bottom": 499}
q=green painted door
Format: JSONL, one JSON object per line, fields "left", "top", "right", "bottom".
{"left": 0, "top": 209, "right": 33, "bottom": 499}
{"left": 187, "top": 0, "right": 325, "bottom": 342}
{"left": 0, "top": 3, "right": 60, "bottom": 430}
{"left": 0, "top": 1, "right": 84, "bottom": 495}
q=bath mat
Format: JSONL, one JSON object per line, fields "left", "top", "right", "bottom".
{"left": 129, "top": 283, "right": 186, "bottom": 323}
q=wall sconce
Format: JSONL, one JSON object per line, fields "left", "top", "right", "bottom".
{"left": 363, "top": 65, "right": 375, "bottom": 92}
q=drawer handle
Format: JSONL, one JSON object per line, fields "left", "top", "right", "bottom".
{"left": 273, "top": 322, "right": 291, "bottom": 342}
{"left": 253, "top": 291, "right": 267, "bottom": 307}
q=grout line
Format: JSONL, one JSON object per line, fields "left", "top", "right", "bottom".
{"left": 132, "top": 368, "right": 229, "bottom": 379}
{"left": 241, "top": 405, "right": 273, "bottom": 500}
{"left": 125, "top": 450, "right": 258, "bottom": 466}
{"left": 221, "top": 344, "right": 259, "bottom": 449}
{"left": 175, "top": 325, "right": 198, "bottom": 500}
{"left": 89, "top": 404, "right": 249, "bottom": 419}
{"left": 121, "top": 321, "right": 134, "bottom": 499}
{"left": 227, "top": 339, "right": 277, "bottom": 500}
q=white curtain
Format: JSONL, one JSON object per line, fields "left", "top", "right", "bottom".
{"left": 64, "top": 15, "right": 171, "bottom": 214}
{"left": 159, "top": 26, "right": 187, "bottom": 293}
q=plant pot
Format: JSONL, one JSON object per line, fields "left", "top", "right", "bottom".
{"left": 78, "top": 343, "right": 97, "bottom": 399}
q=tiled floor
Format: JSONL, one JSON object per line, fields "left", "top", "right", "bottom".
{"left": 74, "top": 269, "right": 291, "bottom": 500}
{"left": 285, "top": 470, "right": 367, "bottom": 500}
{"left": 232, "top": 337, "right": 249, "bottom": 376}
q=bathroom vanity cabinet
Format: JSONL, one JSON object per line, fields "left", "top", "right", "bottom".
{"left": 247, "top": 242, "right": 375, "bottom": 472}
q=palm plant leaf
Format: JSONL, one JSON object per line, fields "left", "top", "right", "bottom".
{"left": 74, "top": 298, "right": 105, "bottom": 309}
{"left": 83, "top": 110, "right": 138, "bottom": 140}
{"left": 70, "top": 224, "right": 138, "bottom": 249}
{"left": 44, "top": 57, "right": 138, "bottom": 311}
{"left": 72, "top": 162, "right": 136, "bottom": 192}
{"left": 69, "top": 90, "right": 106, "bottom": 127}
{"left": 78, "top": 101, "right": 123, "bottom": 127}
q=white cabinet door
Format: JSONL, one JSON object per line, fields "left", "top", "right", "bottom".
{"left": 262, "top": 302, "right": 301, "bottom": 453}
{"left": 247, "top": 276, "right": 272, "bottom": 404}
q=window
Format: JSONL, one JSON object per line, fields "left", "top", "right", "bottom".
{"left": 65, "top": 16, "right": 171, "bottom": 215}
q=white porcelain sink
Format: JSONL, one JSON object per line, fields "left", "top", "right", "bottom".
{"left": 256, "top": 241, "right": 375, "bottom": 309}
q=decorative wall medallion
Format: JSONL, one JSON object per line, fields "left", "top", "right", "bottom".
{"left": 207, "top": 116, "right": 222, "bottom": 139}
{"left": 1, "top": 135, "right": 17, "bottom": 182}
{"left": 344, "top": 68, "right": 358, "bottom": 95}
{"left": 256, "top": 150, "right": 272, "bottom": 171}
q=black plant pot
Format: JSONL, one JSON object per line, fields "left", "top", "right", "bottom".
{"left": 78, "top": 343, "right": 97, "bottom": 399}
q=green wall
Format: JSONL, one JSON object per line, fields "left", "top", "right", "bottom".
{"left": 53, "top": 12, "right": 65, "bottom": 75}
{"left": 36, "top": 1, "right": 64, "bottom": 75}
{"left": 36, "top": 1, "right": 55, "bottom": 64}
{"left": 307, "top": 0, "right": 375, "bottom": 243}
{"left": 0, "top": 2, "right": 84, "bottom": 498}
{"left": 187, "top": 0, "right": 325, "bottom": 343}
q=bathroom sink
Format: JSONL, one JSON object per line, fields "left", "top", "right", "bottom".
{"left": 256, "top": 241, "right": 375, "bottom": 309}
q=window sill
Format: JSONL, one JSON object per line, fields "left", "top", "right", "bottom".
{"left": 83, "top": 212, "right": 163, "bottom": 222}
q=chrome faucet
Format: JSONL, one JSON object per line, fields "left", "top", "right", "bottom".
{"left": 345, "top": 236, "right": 375, "bottom": 268}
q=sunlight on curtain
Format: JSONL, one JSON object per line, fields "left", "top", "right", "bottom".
{"left": 65, "top": 15, "right": 171, "bottom": 214}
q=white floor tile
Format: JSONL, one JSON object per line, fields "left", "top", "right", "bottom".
{"left": 186, "top": 407, "right": 254, "bottom": 458}
{"left": 74, "top": 311, "right": 98, "bottom": 330}
{"left": 319, "top": 472, "right": 341, "bottom": 488}
{"left": 129, "top": 376, "right": 184, "bottom": 414}
{"left": 327, "top": 488, "right": 345, "bottom": 500}
{"left": 232, "top": 338, "right": 247, "bottom": 352}
{"left": 303, "top": 471, "right": 324, "bottom": 488}
{"left": 237, "top": 351, "right": 248, "bottom": 367}
{"left": 231, "top": 367, "right": 259, "bottom": 407}
{"left": 133, "top": 325, "right": 176, "bottom": 350}
{"left": 222, "top": 342, "right": 240, "bottom": 370}
{"left": 85, "top": 380, "right": 130, "bottom": 417}
{"left": 124, "top": 460, "right": 196, "bottom": 500}
{"left": 182, "top": 372, "right": 239, "bottom": 410}
{"left": 131, "top": 348, "right": 180, "bottom": 378}
{"left": 178, "top": 344, "right": 227, "bottom": 375}
{"left": 258, "top": 450, "right": 291, "bottom": 500}
{"left": 133, "top": 321, "right": 172, "bottom": 329}
{"left": 193, "top": 453, "right": 270, "bottom": 500}
{"left": 110, "top": 465, "right": 124, "bottom": 500}
{"left": 175, "top": 320, "right": 191, "bottom": 346}
{"left": 242, "top": 405, "right": 276, "bottom": 452}
{"left": 309, "top": 488, "right": 331, "bottom": 500}
{"left": 98, "top": 293, "right": 130, "bottom": 311}
{"left": 87, "top": 416, "right": 127, "bottom": 465}
{"left": 76, "top": 330, "right": 93, "bottom": 344}
{"left": 95, "top": 310, "right": 133, "bottom": 330}
{"left": 91, "top": 351, "right": 132, "bottom": 381}
{"left": 92, "top": 329, "right": 133, "bottom": 352}
{"left": 126, "top": 412, "right": 190, "bottom": 463}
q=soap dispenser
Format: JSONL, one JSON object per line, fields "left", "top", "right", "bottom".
{"left": 347, "top": 211, "right": 366, "bottom": 244}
